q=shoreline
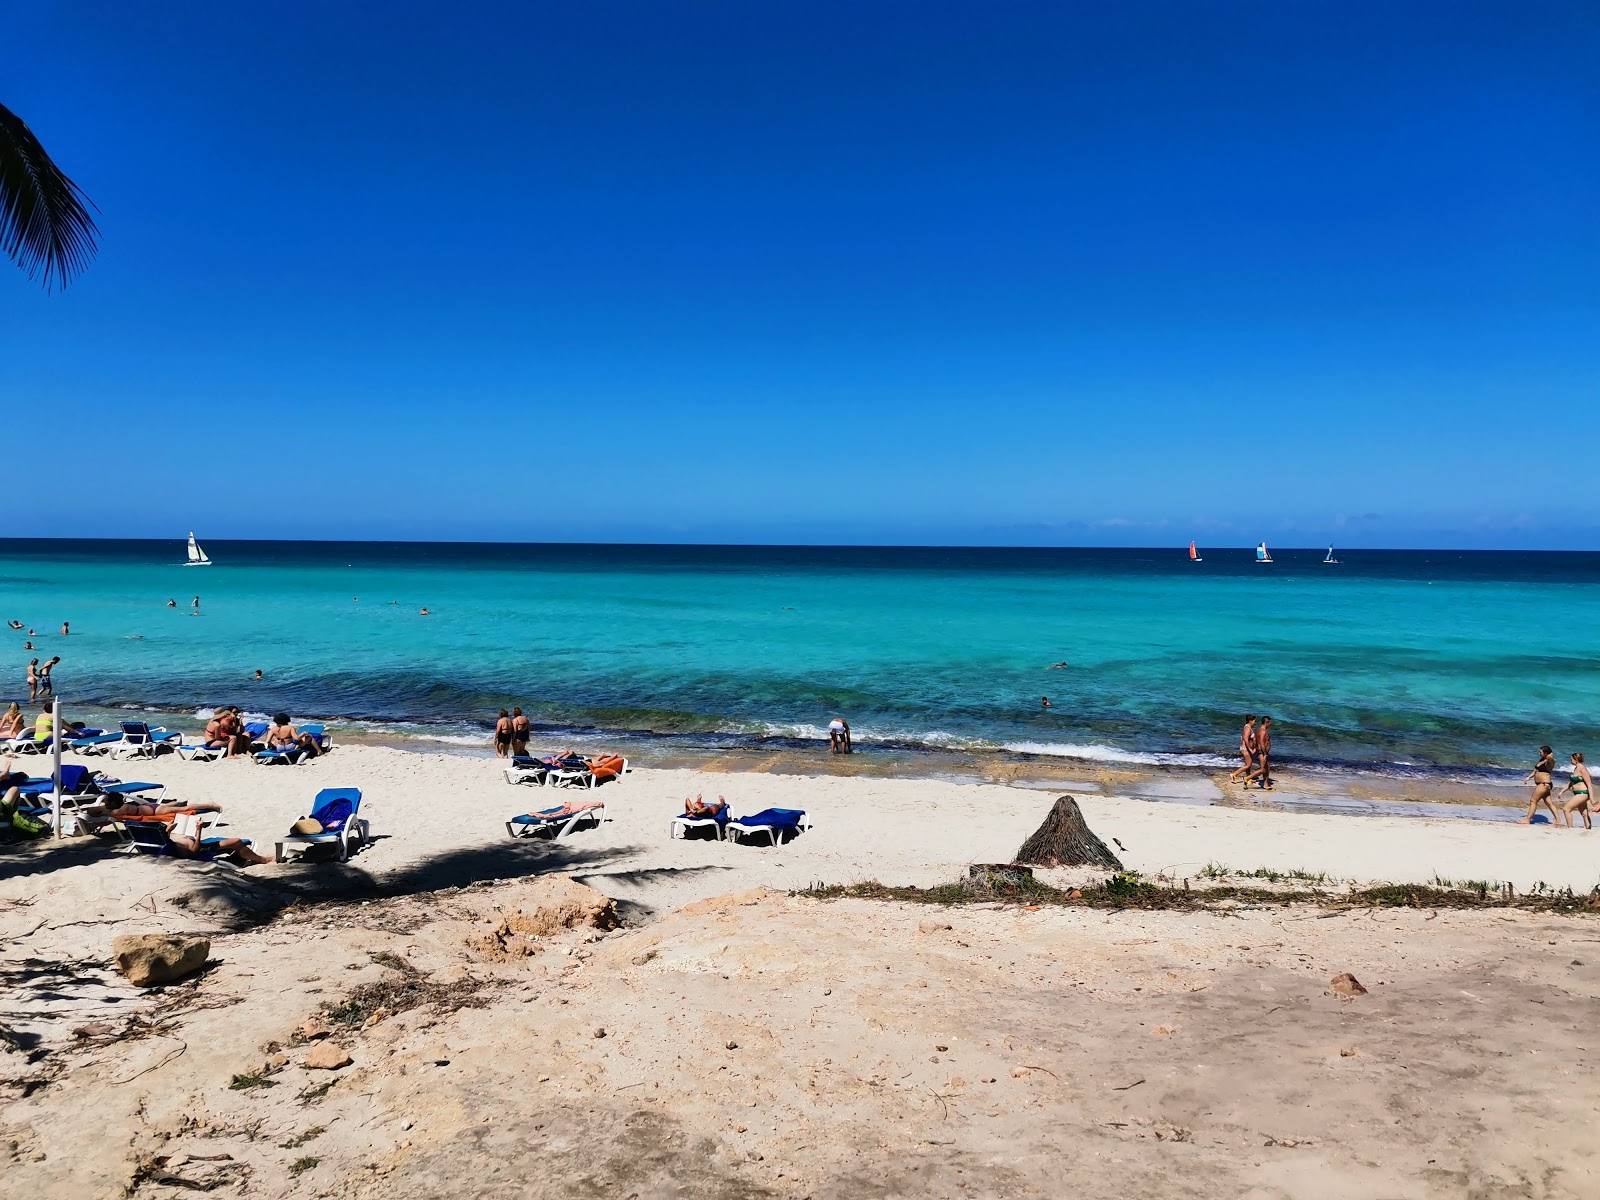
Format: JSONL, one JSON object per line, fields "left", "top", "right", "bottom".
{"left": 35, "top": 700, "right": 1543, "bottom": 823}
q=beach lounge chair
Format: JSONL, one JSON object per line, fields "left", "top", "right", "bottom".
{"left": 503, "top": 756, "right": 550, "bottom": 786}
{"left": 670, "top": 805, "right": 730, "bottom": 840}
{"left": 123, "top": 815, "right": 255, "bottom": 862}
{"left": 275, "top": 787, "right": 368, "bottom": 863}
{"left": 725, "top": 808, "right": 811, "bottom": 847}
{"left": 176, "top": 741, "right": 228, "bottom": 762}
{"left": 112, "top": 722, "right": 184, "bottom": 759}
{"left": 69, "top": 731, "right": 124, "bottom": 755}
{"left": 505, "top": 797, "right": 606, "bottom": 839}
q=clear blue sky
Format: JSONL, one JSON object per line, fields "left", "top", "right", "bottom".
{"left": 4, "top": 1, "right": 1597, "bottom": 547}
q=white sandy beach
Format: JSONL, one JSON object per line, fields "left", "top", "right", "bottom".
{"left": 5, "top": 743, "right": 1600, "bottom": 1199}
{"left": 8, "top": 743, "right": 1598, "bottom": 940}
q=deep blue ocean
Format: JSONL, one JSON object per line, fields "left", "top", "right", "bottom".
{"left": 2, "top": 539, "right": 1596, "bottom": 776}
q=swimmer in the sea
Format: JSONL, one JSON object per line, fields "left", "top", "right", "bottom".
{"left": 1050, "top": 661, "right": 1069, "bottom": 669}
{"left": 166, "top": 599, "right": 177, "bottom": 608}
{"left": 419, "top": 607, "right": 430, "bottom": 616}
{"left": 254, "top": 669, "right": 264, "bottom": 680}
{"left": 6, "top": 620, "right": 20, "bottom": 630}
{"left": 1041, "top": 696, "right": 1052, "bottom": 708}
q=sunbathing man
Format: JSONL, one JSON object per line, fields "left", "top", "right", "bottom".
{"left": 684, "top": 794, "right": 727, "bottom": 817}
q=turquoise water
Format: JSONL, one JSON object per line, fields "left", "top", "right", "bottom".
{"left": 2, "top": 540, "right": 1597, "bottom": 776}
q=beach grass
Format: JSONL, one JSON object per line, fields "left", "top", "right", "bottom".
{"left": 800, "top": 874, "right": 1600, "bottom": 914}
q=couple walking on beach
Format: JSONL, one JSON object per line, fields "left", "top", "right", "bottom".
{"left": 493, "top": 708, "right": 532, "bottom": 758}
{"left": 1523, "top": 747, "right": 1593, "bottom": 828}
{"left": 1228, "top": 715, "right": 1273, "bottom": 789}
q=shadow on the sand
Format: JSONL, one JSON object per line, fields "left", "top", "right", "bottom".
{"left": 0, "top": 837, "right": 121, "bottom": 885}
{"left": 162, "top": 840, "right": 650, "bottom": 929}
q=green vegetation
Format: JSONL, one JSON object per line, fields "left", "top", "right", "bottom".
{"left": 279, "top": 1126, "right": 325, "bottom": 1150}
{"left": 297, "top": 1080, "right": 335, "bottom": 1106}
{"left": 228, "top": 1073, "right": 276, "bottom": 1091}
{"left": 799, "top": 875, "right": 1600, "bottom": 914}
{"left": 288, "top": 1157, "right": 320, "bottom": 1177}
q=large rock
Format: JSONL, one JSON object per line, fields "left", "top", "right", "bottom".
{"left": 304, "top": 1041, "right": 352, "bottom": 1070}
{"left": 112, "top": 933, "right": 211, "bottom": 987}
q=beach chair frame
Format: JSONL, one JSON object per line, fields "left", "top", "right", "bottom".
{"left": 505, "top": 801, "right": 606, "bottom": 839}
{"left": 725, "top": 811, "right": 812, "bottom": 847}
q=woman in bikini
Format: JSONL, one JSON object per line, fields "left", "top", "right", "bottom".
{"left": 510, "top": 707, "right": 531, "bottom": 757}
{"left": 1521, "top": 746, "right": 1560, "bottom": 825}
{"left": 0, "top": 703, "right": 23, "bottom": 741}
{"left": 1229, "top": 715, "right": 1256, "bottom": 784}
{"left": 1558, "top": 751, "right": 1593, "bottom": 829}
{"left": 492, "top": 709, "right": 514, "bottom": 759}
{"left": 26, "top": 658, "right": 38, "bottom": 703}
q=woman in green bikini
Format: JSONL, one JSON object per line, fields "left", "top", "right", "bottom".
{"left": 1559, "top": 751, "right": 1593, "bottom": 829}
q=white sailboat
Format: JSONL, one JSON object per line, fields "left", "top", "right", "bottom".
{"left": 1324, "top": 545, "right": 1339, "bottom": 565}
{"left": 1255, "top": 541, "right": 1273, "bottom": 564}
{"left": 185, "top": 532, "right": 212, "bottom": 567}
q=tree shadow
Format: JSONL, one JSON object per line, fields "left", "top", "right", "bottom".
{"left": 161, "top": 839, "right": 655, "bottom": 930}
{"left": 0, "top": 836, "right": 120, "bottom": 885}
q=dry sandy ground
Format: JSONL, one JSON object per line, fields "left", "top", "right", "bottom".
{"left": 3, "top": 878, "right": 1598, "bottom": 1199}
{"left": 3, "top": 746, "right": 1599, "bottom": 1197}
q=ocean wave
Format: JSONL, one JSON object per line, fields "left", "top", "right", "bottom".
{"left": 1002, "top": 740, "right": 1232, "bottom": 768}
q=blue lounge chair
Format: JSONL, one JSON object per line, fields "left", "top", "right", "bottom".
{"left": 70, "top": 731, "right": 124, "bottom": 755}
{"left": 506, "top": 797, "right": 606, "bottom": 839}
{"left": 113, "top": 722, "right": 184, "bottom": 760}
{"left": 725, "top": 808, "right": 811, "bottom": 847}
{"left": 274, "top": 787, "right": 368, "bottom": 862}
{"left": 670, "top": 806, "right": 731, "bottom": 840}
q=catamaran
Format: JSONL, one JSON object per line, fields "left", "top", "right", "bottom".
{"left": 1324, "top": 546, "right": 1339, "bottom": 565}
{"left": 1255, "top": 541, "right": 1273, "bottom": 564}
{"left": 185, "top": 532, "right": 212, "bottom": 567}
{"left": 1188, "top": 540, "right": 1202, "bottom": 563}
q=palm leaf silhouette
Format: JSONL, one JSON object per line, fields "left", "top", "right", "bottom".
{"left": 0, "top": 101, "right": 99, "bottom": 290}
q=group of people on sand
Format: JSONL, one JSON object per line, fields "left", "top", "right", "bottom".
{"left": 1523, "top": 747, "right": 1593, "bottom": 828}
{"left": 201, "top": 708, "right": 323, "bottom": 761}
{"left": 492, "top": 708, "right": 533, "bottom": 758}
{"left": 0, "top": 752, "right": 274, "bottom": 863}
{"left": 1228, "top": 715, "right": 1274, "bottom": 790}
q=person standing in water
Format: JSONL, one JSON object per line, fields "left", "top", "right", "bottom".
{"left": 60, "top": 621, "right": 69, "bottom": 636}
{"left": 192, "top": 596, "right": 201, "bottom": 612}
{"left": 492, "top": 709, "right": 514, "bottom": 759}
{"left": 1521, "top": 746, "right": 1559, "bottom": 824}
{"left": 1558, "top": 751, "right": 1592, "bottom": 829}
{"left": 828, "top": 717, "right": 852, "bottom": 755}
{"left": 1229, "top": 715, "right": 1257, "bottom": 784}
{"left": 37, "top": 656, "right": 60, "bottom": 698}
{"left": 26, "top": 658, "right": 39, "bottom": 703}
{"left": 1246, "top": 716, "right": 1273, "bottom": 789}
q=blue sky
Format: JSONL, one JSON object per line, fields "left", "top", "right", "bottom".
{"left": 4, "top": 1, "right": 1597, "bottom": 547}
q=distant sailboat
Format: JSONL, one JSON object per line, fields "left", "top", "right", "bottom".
{"left": 1255, "top": 541, "right": 1273, "bottom": 564}
{"left": 1324, "top": 545, "right": 1339, "bottom": 565}
{"left": 185, "top": 532, "right": 212, "bottom": 567}
{"left": 1189, "top": 540, "right": 1202, "bottom": 562}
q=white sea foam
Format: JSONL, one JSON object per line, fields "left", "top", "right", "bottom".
{"left": 1002, "top": 741, "right": 1231, "bottom": 768}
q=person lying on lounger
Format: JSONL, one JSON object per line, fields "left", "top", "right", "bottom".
{"left": 166, "top": 822, "right": 274, "bottom": 865}
{"left": 683, "top": 794, "right": 727, "bottom": 817}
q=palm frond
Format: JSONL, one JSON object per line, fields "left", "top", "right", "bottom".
{"left": 0, "top": 101, "right": 99, "bottom": 290}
